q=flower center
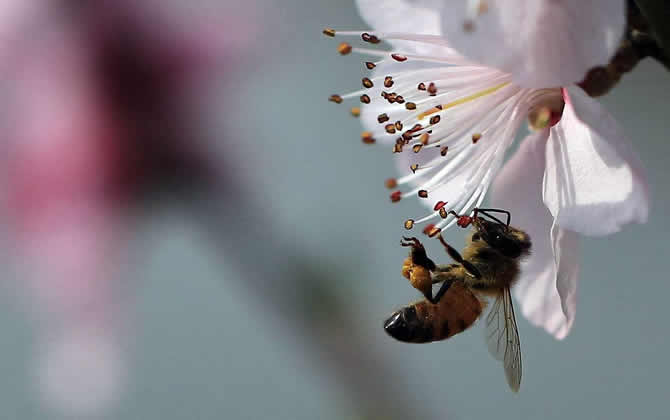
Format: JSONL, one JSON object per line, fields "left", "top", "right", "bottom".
{"left": 527, "top": 89, "right": 564, "bottom": 130}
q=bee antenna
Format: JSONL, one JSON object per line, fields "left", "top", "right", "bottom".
{"left": 473, "top": 208, "right": 511, "bottom": 228}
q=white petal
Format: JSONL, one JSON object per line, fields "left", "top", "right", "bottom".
{"left": 543, "top": 86, "right": 649, "bottom": 236}
{"left": 355, "top": 0, "right": 449, "bottom": 55}
{"left": 491, "top": 130, "right": 577, "bottom": 339}
{"left": 439, "top": 0, "right": 626, "bottom": 88}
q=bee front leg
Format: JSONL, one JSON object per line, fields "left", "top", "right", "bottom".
{"left": 400, "top": 236, "right": 436, "bottom": 271}
{"left": 437, "top": 235, "right": 482, "bottom": 279}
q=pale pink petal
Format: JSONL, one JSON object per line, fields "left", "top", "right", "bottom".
{"left": 491, "top": 130, "right": 577, "bottom": 339}
{"left": 543, "top": 86, "right": 649, "bottom": 236}
{"left": 439, "top": 0, "right": 625, "bottom": 88}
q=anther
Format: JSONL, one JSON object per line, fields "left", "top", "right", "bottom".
{"left": 393, "top": 144, "right": 403, "bottom": 153}
{"left": 322, "top": 28, "right": 336, "bottom": 37}
{"left": 440, "top": 146, "right": 448, "bottom": 156}
{"left": 439, "top": 208, "right": 448, "bottom": 219}
{"left": 404, "top": 219, "right": 415, "bottom": 230}
{"left": 427, "top": 83, "right": 437, "bottom": 96}
{"left": 384, "top": 76, "right": 394, "bottom": 88}
{"left": 472, "top": 133, "right": 482, "bottom": 144}
{"left": 361, "top": 33, "right": 381, "bottom": 44}
{"left": 361, "top": 131, "right": 376, "bottom": 144}
{"left": 402, "top": 131, "right": 413, "bottom": 141}
{"left": 463, "top": 20, "right": 475, "bottom": 33}
{"left": 338, "top": 43, "right": 352, "bottom": 55}
{"left": 424, "top": 224, "right": 441, "bottom": 237}
{"left": 418, "top": 190, "right": 428, "bottom": 198}
{"left": 417, "top": 82, "right": 426, "bottom": 91}
{"left": 329, "top": 94, "right": 343, "bottom": 104}
{"left": 350, "top": 107, "right": 361, "bottom": 117}
{"left": 365, "top": 61, "right": 376, "bottom": 70}
{"left": 394, "top": 121, "right": 403, "bottom": 131}
{"left": 429, "top": 115, "right": 441, "bottom": 125}
{"left": 391, "top": 53, "right": 407, "bottom": 62}
{"left": 409, "top": 124, "right": 423, "bottom": 133}
{"left": 362, "top": 77, "right": 374, "bottom": 88}
{"left": 410, "top": 164, "right": 419, "bottom": 173}
{"left": 385, "top": 178, "right": 398, "bottom": 189}
{"left": 360, "top": 94, "right": 371, "bottom": 104}
{"left": 390, "top": 191, "right": 402, "bottom": 203}
{"left": 385, "top": 124, "right": 397, "bottom": 134}
{"left": 433, "top": 201, "right": 447, "bottom": 211}
{"left": 419, "top": 133, "right": 430, "bottom": 145}
{"left": 395, "top": 95, "right": 405, "bottom": 104}
{"left": 405, "top": 102, "right": 417, "bottom": 110}
{"left": 412, "top": 144, "right": 423, "bottom": 153}
{"left": 377, "top": 113, "right": 390, "bottom": 123}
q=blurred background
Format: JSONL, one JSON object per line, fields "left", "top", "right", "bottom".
{"left": 0, "top": 1, "right": 668, "bottom": 419}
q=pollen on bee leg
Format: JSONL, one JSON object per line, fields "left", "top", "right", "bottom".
{"left": 385, "top": 178, "right": 398, "bottom": 189}
{"left": 390, "top": 191, "right": 402, "bottom": 203}
{"left": 404, "top": 219, "right": 415, "bottom": 230}
{"left": 337, "top": 42, "right": 352, "bottom": 55}
{"left": 328, "top": 94, "right": 343, "bottom": 104}
{"left": 418, "top": 190, "right": 428, "bottom": 198}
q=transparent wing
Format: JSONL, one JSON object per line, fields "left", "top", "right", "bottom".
{"left": 484, "top": 288, "right": 522, "bottom": 392}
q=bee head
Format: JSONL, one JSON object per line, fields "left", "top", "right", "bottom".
{"left": 474, "top": 219, "right": 531, "bottom": 258}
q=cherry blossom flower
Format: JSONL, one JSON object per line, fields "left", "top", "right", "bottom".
{"left": 324, "top": 0, "right": 648, "bottom": 339}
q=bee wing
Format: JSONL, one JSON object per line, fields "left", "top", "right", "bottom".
{"left": 484, "top": 287, "right": 522, "bottom": 392}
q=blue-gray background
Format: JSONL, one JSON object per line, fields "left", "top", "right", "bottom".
{"left": 1, "top": 1, "right": 668, "bottom": 419}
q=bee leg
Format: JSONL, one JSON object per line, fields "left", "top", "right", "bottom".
{"left": 433, "top": 263, "right": 459, "bottom": 273}
{"left": 400, "top": 236, "right": 436, "bottom": 271}
{"left": 431, "top": 278, "right": 454, "bottom": 304}
{"left": 426, "top": 272, "right": 454, "bottom": 304}
{"left": 437, "top": 236, "right": 481, "bottom": 279}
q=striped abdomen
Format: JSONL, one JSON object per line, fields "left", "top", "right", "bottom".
{"left": 384, "top": 281, "right": 483, "bottom": 343}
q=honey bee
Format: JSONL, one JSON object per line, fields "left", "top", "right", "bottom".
{"left": 384, "top": 208, "right": 531, "bottom": 392}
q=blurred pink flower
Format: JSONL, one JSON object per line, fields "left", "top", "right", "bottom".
{"left": 1, "top": 0, "right": 263, "bottom": 416}
{"left": 326, "top": 0, "right": 648, "bottom": 339}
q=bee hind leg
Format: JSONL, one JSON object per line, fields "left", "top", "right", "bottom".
{"left": 437, "top": 235, "right": 481, "bottom": 279}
